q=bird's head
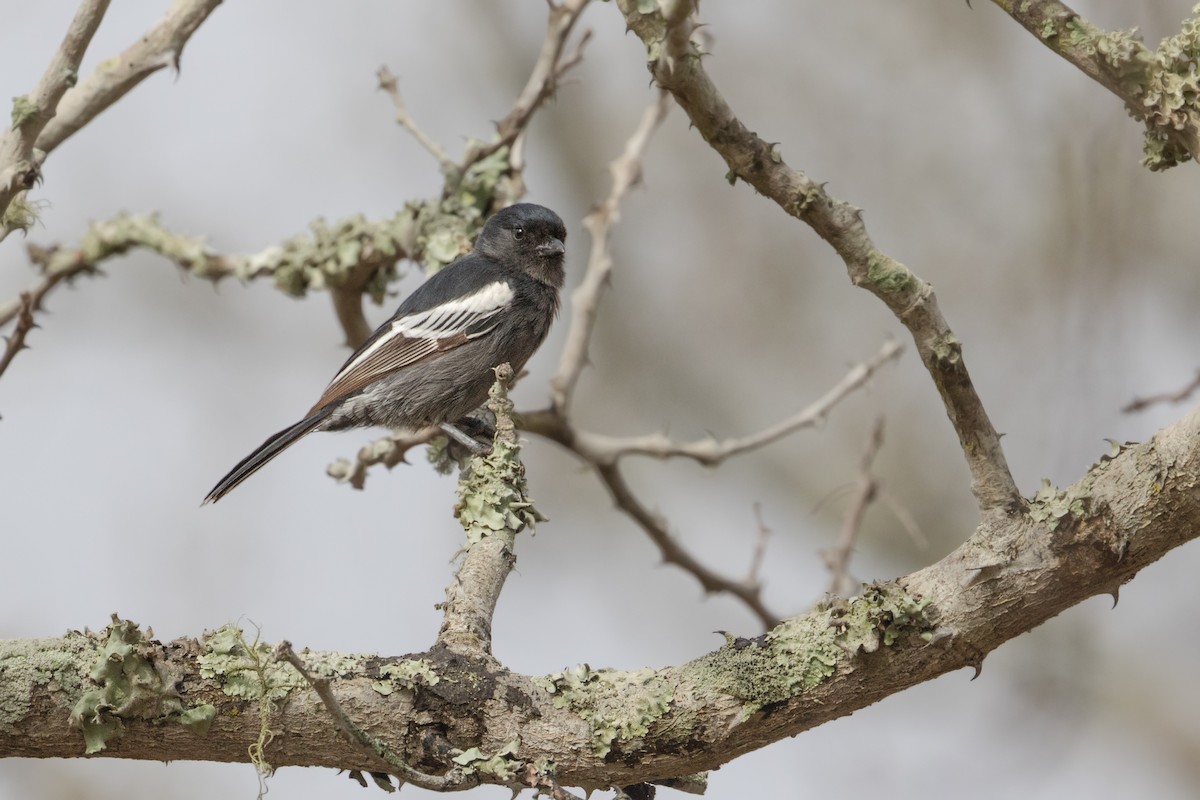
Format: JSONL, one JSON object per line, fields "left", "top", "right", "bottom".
{"left": 476, "top": 203, "right": 567, "bottom": 286}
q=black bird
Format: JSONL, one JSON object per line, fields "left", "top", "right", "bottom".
{"left": 204, "top": 203, "right": 567, "bottom": 504}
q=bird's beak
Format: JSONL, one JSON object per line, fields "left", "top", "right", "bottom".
{"left": 536, "top": 238, "right": 565, "bottom": 257}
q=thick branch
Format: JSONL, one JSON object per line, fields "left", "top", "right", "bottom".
{"left": 615, "top": 0, "right": 1022, "bottom": 514}
{"left": 4, "top": 406, "right": 1198, "bottom": 788}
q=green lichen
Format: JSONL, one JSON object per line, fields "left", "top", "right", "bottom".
{"left": 864, "top": 253, "right": 917, "bottom": 295}
{"left": 371, "top": 658, "right": 440, "bottom": 696}
{"left": 10, "top": 96, "right": 37, "bottom": 129}
{"left": 697, "top": 613, "right": 841, "bottom": 714}
{"left": 197, "top": 625, "right": 305, "bottom": 702}
{"left": 268, "top": 211, "right": 413, "bottom": 303}
{"left": 67, "top": 616, "right": 216, "bottom": 754}
{"left": 1, "top": 195, "right": 39, "bottom": 233}
{"left": 1140, "top": 5, "right": 1200, "bottom": 169}
{"left": 179, "top": 703, "right": 217, "bottom": 735}
{"left": 829, "top": 583, "right": 938, "bottom": 651}
{"left": 695, "top": 583, "right": 936, "bottom": 715}
{"left": 1028, "top": 479, "right": 1088, "bottom": 529}
{"left": 454, "top": 370, "right": 544, "bottom": 543}
{"left": 0, "top": 633, "right": 90, "bottom": 733}
{"left": 931, "top": 332, "right": 961, "bottom": 364}
{"left": 536, "top": 665, "right": 675, "bottom": 758}
{"left": 451, "top": 739, "right": 522, "bottom": 781}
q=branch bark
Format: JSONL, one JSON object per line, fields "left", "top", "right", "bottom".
{"left": 0, "top": 0, "right": 110, "bottom": 233}
{"left": 990, "top": 0, "right": 1200, "bottom": 169}
{"left": 4, "top": 406, "right": 1198, "bottom": 789}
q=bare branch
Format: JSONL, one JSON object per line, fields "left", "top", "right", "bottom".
{"left": 565, "top": 338, "right": 902, "bottom": 466}
{"left": 551, "top": 90, "right": 670, "bottom": 414}
{"left": 746, "top": 503, "right": 771, "bottom": 591}
{"left": 824, "top": 417, "right": 885, "bottom": 597}
{"left": 1122, "top": 369, "right": 1200, "bottom": 413}
{"left": 595, "top": 459, "right": 782, "bottom": 629}
{"left": 0, "top": 0, "right": 110, "bottom": 235}
{"left": 616, "top": 0, "right": 1023, "bottom": 514}
{"left": 376, "top": 66, "right": 455, "bottom": 171}
{"left": 36, "top": 0, "right": 225, "bottom": 156}
{"left": 0, "top": 293, "right": 38, "bottom": 384}
{"left": 464, "top": 0, "right": 592, "bottom": 166}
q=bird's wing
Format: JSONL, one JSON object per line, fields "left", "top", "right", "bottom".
{"left": 307, "top": 279, "right": 514, "bottom": 413}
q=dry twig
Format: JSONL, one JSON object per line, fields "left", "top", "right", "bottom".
{"left": 0, "top": 293, "right": 38, "bottom": 384}
{"left": 823, "top": 417, "right": 885, "bottom": 596}
{"left": 1122, "top": 369, "right": 1200, "bottom": 413}
{"left": 0, "top": 0, "right": 110, "bottom": 238}
{"left": 551, "top": 90, "right": 671, "bottom": 414}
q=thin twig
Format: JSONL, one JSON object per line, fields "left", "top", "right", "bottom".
{"left": 746, "top": 503, "right": 771, "bottom": 591}
{"left": 565, "top": 338, "right": 902, "bottom": 466}
{"left": 551, "top": 90, "right": 670, "bottom": 414}
{"left": 0, "top": 0, "right": 111, "bottom": 237}
{"left": 0, "top": 293, "right": 37, "bottom": 384}
{"left": 596, "top": 460, "right": 782, "bottom": 629}
{"left": 824, "top": 417, "right": 885, "bottom": 596}
{"left": 1122, "top": 369, "right": 1200, "bottom": 413}
{"left": 274, "top": 642, "right": 480, "bottom": 792}
{"left": 36, "top": 0, "right": 224, "bottom": 156}
{"left": 465, "top": 0, "right": 592, "bottom": 166}
{"left": 376, "top": 66, "right": 455, "bottom": 170}
{"left": 617, "top": 0, "right": 1023, "bottom": 513}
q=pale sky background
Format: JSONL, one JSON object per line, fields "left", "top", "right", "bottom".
{"left": 2, "top": 2, "right": 1199, "bottom": 799}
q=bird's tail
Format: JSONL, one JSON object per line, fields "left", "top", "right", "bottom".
{"left": 203, "top": 406, "right": 335, "bottom": 504}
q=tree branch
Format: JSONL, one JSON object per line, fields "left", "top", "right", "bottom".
{"left": 990, "top": 0, "right": 1200, "bottom": 170}
{"left": 5, "top": 405, "right": 1198, "bottom": 788}
{"left": 824, "top": 416, "right": 885, "bottom": 596}
{"left": 1122, "top": 368, "right": 1200, "bottom": 414}
{"left": 0, "top": 293, "right": 37, "bottom": 384}
{"left": 0, "top": 0, "right": 110, "bottom": 236}
{"left": 555, "top": 339, "right": 901, "bottom": 467}
{"left": 615, "top": 0, "right": 1023, "bottom": 515}
{"left": 437, "top": 365, "right": 539, "bottom": 655}
{"left": 551, "top": 90, "right": 670, "bottom": 415}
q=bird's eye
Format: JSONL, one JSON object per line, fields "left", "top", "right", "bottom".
{"left": 513, "top": 226, "right": 525, "bottom": 239}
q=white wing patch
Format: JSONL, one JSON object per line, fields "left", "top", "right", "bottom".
{"left": 394, "top": 280, "right": 514, "bottom": 338}
{"left": 328, "top": 280, "right": 513, "bottom": 390}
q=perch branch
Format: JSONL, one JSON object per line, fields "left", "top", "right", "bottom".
{"left": 5, "top": 406, "right": 1200, "bottom": 787}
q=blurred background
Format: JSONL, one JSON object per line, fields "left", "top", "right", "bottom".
{"left": 2, "top": 1, "right": 1199, "bottom": 798}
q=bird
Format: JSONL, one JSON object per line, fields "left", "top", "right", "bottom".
{"left": 203, "top": 202, "right": 567, "bottom": 504}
